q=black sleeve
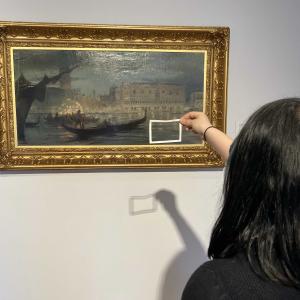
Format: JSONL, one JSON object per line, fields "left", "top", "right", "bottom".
{"left": 181, "top": 266, "right": 229, "bottom": 300}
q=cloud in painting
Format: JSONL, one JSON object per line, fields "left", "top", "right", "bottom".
{"left": 13, "top": 49, "right": 204, "bottom": 95}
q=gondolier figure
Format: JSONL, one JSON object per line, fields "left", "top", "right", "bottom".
{"left": 74, "top": 110, "right": 85, "bottom": 129}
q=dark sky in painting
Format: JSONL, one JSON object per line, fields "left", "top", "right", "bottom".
{"left": 13, "top": 49, "right": 204, "bottom": 96}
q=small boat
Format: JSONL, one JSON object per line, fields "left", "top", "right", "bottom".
{"left": 62, "top": 111, "right": 147, "bottom": 138}
{"left": 25, "top": 121, "right": 40, "bottom": 128}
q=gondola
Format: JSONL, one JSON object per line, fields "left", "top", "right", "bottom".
{"left": 62, "top": 111, "right": 147, "bottom": 138}
{"left": 25, "top": 121, "right": 40, "bottom": 128}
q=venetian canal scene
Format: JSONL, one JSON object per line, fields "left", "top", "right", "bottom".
{"left": 13, "top": 49, "right": 205, "bottom": 145}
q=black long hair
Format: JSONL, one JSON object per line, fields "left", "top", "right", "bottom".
{"left": 208, "top": 98, "right": 300, "bottom": 288}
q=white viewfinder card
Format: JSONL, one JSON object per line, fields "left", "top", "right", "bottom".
{"left": 149, "top": 119, "right": 182, "bottom": 144}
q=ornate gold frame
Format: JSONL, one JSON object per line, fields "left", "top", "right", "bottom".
{"left": 0, "top": 21, "right": 229, "bottom": 170}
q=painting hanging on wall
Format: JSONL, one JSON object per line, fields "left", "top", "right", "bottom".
{"left": 0, "top": 21, "right": 229, "bottom": 170}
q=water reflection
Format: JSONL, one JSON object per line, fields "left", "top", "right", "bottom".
{"left": 20, "top": 113, "right": 201, "bottom": 146}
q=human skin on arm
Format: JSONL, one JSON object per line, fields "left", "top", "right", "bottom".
{"left": 180, "top": 112, "right": 233, "bottom": 162}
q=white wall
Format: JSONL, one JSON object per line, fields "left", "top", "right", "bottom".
{"left": 1, "top": 1, "right": 300, "bottom": 299}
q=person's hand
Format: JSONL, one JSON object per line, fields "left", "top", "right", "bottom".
{"left": 180, "top": 111, "right": 212, "bottom": 135}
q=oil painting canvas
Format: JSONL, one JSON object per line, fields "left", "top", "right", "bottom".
{"left": 13, "top": 48, "right": 205, "bottom": 146}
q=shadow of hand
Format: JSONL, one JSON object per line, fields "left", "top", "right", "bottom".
{"left": 155, "top": 189, "right": 177, "bottom": 215}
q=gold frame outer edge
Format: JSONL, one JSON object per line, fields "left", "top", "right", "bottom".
{"left": 0, "top": 21, "right": 229, "bottom": 170}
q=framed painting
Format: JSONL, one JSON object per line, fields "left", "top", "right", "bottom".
{"left": 0, "top": 21, "right": 229, "bottom": 170}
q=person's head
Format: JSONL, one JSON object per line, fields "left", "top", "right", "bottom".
{"left": 208, "top": 98, "right": 300, "bottom": 288}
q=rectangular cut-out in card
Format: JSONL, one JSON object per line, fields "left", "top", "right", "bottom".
{"left": 149, "top": 119, "right": 182, "bottom": 144}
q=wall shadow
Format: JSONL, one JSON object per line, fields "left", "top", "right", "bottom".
{"left": 154, "top": 190, "right": 207, "bottom": 300}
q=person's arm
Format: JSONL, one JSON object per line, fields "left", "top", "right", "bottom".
{"left": 180, "top": 112, "right": 232, "bottom": 162}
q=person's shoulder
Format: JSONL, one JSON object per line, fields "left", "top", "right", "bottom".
{"left": 186, "top": 254, "right": 245, "bottom": 283}
{"left": 181, "top": 259, "right": 232, "bottom": 300}
{"left": 182, "top": 256, "right": 255, "bottom": 300}
{"left": 200, "top": 255, "right": 241, "bottom": 272}
{"left": 182, "top": 255, "right": 300, "bottom": 300}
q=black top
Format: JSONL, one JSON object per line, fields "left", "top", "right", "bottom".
{"left": 181, "top": 254, "right": 300, "bottom": 300}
